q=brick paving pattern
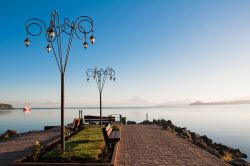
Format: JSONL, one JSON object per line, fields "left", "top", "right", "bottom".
{"left": 0, "top": 128, "right": 60, "bottom": 166}
{"left": 116, "top": 125, "right": 229, "bottom": 166}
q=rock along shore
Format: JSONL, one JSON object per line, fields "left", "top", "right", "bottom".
{"left": 153, "top": 119, "right": 249, "bottom": 166}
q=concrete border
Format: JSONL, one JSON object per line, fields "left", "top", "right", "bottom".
{"left": 111, "top": 142, "right": 119, "bottom": 165}
{"left": 11, "top": 139, "right": 120, "bottom": 166}
{"left": 11, "top": 163, "right": 114, "bottom": 166}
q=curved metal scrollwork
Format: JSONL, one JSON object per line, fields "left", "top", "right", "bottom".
{"left": 86, "top": 67, "right": 116, "bottom": 93}
{"left": 25, "top": 18, "right": 47, "bottom": 36}
{"left": 24, "top": 10, "right": 95, "bottom": 74}
{"left": 74, "top": 16, "right": 94, "bottom": 40}
{"left": 25, "top": 11, "right": 94, "bottom": 41}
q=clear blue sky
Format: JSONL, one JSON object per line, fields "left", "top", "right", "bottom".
{"left": 1, "top": 0, "right": 250, "bottom": 107}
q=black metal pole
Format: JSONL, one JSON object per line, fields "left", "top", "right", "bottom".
{"left": 25, "top": 12, "right": 95, "bottom": 152}
{"left": 61, "top": 73, "right": 65, "bottom": 150}
{"left": 100, "top": 92, "right": 102, "bottom": 127}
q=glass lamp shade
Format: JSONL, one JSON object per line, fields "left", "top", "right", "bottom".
{"left": 48, "top": 28, "right": 55, "bottom": 38}
{"left": 83, "top": 41, "right": 88, "bottom": 49}
{"left": 89, "top": 35, "right": 96, "bottom": 44}
{"left": 24, "top": 38, "right": 30, "bottom": 47}
{"left": 46, "top": 44, "right": 52, "bottom": 53}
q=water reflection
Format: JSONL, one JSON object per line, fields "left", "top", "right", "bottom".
{"left": 23, "top": 111, "right": 31, "bottom": 119}
{"left": 0, "top": 105, "right": 249, "bottom": 161}
{"left": 0, "top": 109, "right": 12, "bottom": 115}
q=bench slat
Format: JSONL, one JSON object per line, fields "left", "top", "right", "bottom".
{"left": 84, "top": 116, "right": 115, "bottom": 120}
{"left": 102, "top": 124, "right": 121, "bottom": 149}
{"left": 109, "top": 131, "right": 121, "bottom": 141}
{"left": 107, "top": 128, "right": 112, "bottom": 137}
{"left": 106, "top": 124, "right": 112, "bottom": 136}
{"left": 84, "top": 115, "right": 115, "bottom": 125}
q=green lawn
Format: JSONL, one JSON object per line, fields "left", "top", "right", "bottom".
{"left": 41, "top": 126, "right": 105, "bottom": 162}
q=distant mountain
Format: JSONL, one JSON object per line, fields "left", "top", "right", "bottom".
{"left": 126, "top": 96, "right": 154, "bottom": 107}
{"left": 190, "top": 100, "right": 250, "bottom": 106}
{"left": 0, "top": 103, "right": 13, "bottom": 109}
{"left": 156, "top": 100, "right": 190, "bottom": 107}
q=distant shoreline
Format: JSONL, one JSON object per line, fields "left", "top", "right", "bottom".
{"left": 5, "top": 102, "right": 250, "bottom": 110}
{"left": 10, "top": 104, "right": 250, "bottom": 110}
{"left": 0, "top": 103, "right": 13, "bottom": 110}
{"left": 190, "top": 100, "right": 250, "bottom": 106}
{"left": 14, "top": 106, "right": 158, "bottom": 110}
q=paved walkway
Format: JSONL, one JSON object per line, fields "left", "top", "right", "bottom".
{"left": 116, "top": 125, "right": 229, "bottom": 166}
{"left": 0, "top": 128, "right": 60, "bottom": 165}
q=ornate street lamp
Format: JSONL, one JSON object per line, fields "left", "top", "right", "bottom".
{"left": 86, "top": 67, "right": 116, "bottom": 126}
{"left": 24, "top": 11, "right": 95, "bottom": 150}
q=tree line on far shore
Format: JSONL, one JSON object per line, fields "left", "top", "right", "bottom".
{"left": 0, "top": 103, "right": 13, "bottom": 109}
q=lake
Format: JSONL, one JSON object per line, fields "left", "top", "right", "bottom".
{"left": 0, "top": 105, "right": 250, "bottom": 161}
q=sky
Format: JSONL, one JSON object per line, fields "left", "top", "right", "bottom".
{"left": 0, "top": 0, "right": 250, "bottom": 107}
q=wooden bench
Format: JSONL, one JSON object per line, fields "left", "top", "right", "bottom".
{"left": 102, "top": 124, "right": 121, "bottom": 149}
{"left": 66, "top": 118, "right": 83, "bottom": 134}
{"left": 84, "top": 115, "right": 115, "bottom": 125}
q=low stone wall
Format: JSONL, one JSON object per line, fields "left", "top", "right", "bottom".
{"left": 0, "top": 130, "right": 17, "bottom": 139}
{"left": 153, "top": 119, "right": 249, "bottom": 166}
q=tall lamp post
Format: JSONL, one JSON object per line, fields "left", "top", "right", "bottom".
{"left": 24, "top": 11, "right": 95, "bottom": 150}
{"left": 86, "top": 67, "right": 116, "bottom": 126}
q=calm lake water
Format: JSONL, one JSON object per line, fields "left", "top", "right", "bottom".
{"left": 0, "top": 105, "right": 250, "bottom": 161}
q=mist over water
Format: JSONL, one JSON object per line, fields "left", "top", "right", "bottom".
{"left": 0, "top": 105, "right": 250, "bottom": 161}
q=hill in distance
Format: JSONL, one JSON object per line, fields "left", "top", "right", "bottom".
{"left": 190, "top": 100, "right": 250, "bottom": 106}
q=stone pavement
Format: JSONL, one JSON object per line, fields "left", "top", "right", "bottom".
{"left": 0, "top": 127, "right": 60, "bottom": 166}
{"left": 116, "top": 125, "right": 229, "bottom": 166}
